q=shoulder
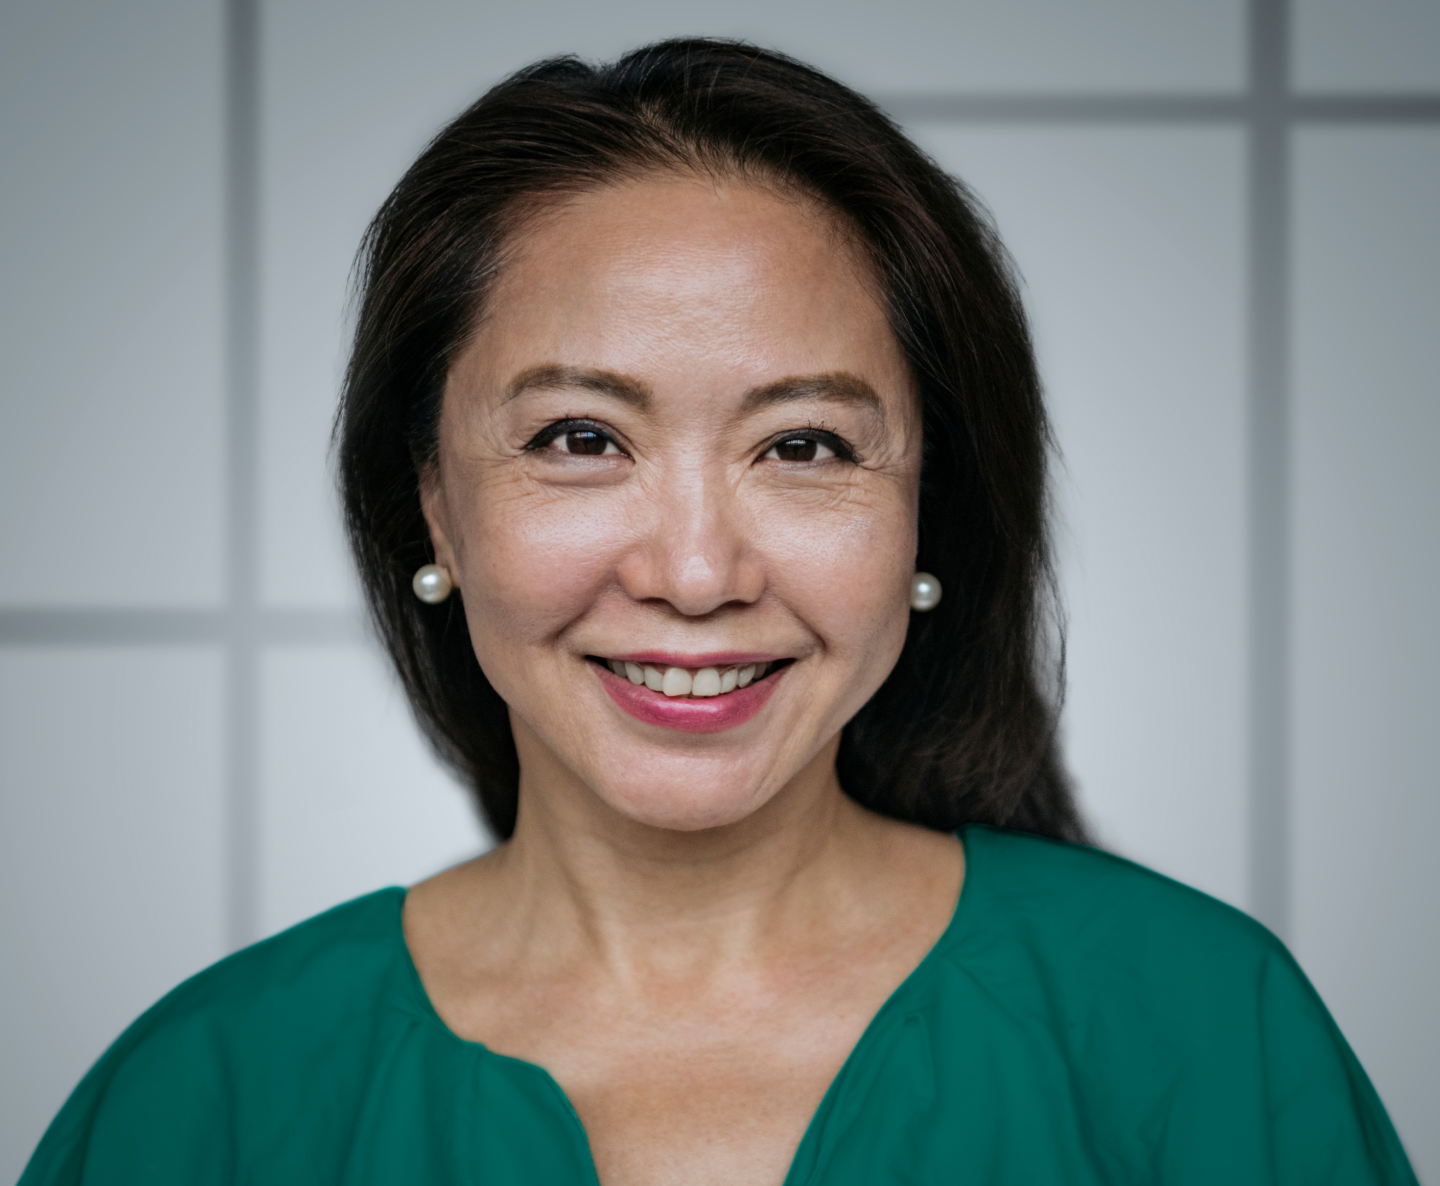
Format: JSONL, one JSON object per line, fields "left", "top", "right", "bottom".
{"left": 22, "top": 889, "right": 413, "bottom": 1184}
{"left": 957, "top": 823, "right": 1281, "bottom": 977}
{"left": 113, "top": 885, "right": 408, "bottom": 1061}
{"left": 947, "top": 825, "right": 1302, "bottom": 1070}
{"left": 935, "top": 827, "right": 1418, "bottom": 1182}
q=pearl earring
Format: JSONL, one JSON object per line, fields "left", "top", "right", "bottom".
{"left": 412, "top": 563, "right": 453, "bottom": 604}
{"left": 910, "top": 571, "right": 941, "bottom": 612}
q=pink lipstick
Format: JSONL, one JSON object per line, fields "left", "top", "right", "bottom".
{"left": 594, "top": 660, "right": 786, "bottom": 733}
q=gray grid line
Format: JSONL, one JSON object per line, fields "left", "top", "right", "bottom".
{"left": 5, "top": 4, "right": 1440, "bottom": 950}
{"left": 1290, "top": 95, "right": 1440, "bottom": 121}
{"left": 225, "top": 0, "right": 261, "bottom": 951}
{"left": 1246, "top": 0, "right": 1292, "bottom": 939}
{"left": 0, "top": 608, "right": 363, "bottom": 647}
{"left": 881, "top": 94, "right": 1251, "bottom": 123}
{"left": 881, "top": 92, "right": 1440, "bottom": 125}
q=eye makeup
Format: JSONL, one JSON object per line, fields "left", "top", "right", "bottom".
{"left": 523, "top": 418, "right": 627, "bottom": 456}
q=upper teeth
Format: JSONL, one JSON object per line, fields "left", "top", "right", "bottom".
{"left": 606, "top": 660, "right": 764, "bottom": 697}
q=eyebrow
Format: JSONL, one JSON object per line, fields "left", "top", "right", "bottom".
{"left": 740, "top": 372, "right": 884, "bottom": 418}
{"left": 501, "top": 365, "right": 884, "bottom": 417}
{"left": 502, "top": 365, "right": 652, "bottom": 409}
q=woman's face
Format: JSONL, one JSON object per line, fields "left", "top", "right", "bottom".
{"left": 424, "top": 173, "right": 922, "bottom": 832}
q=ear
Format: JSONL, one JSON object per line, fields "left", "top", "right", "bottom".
{"left": 418, "top": 463, "right": 460, "bottom": 585}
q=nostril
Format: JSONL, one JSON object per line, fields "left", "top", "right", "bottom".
{"left": 613, "top": 509, "right": 764, "bottom": 615}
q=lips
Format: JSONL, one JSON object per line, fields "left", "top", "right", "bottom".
{"left": 591, "top": 656, "right": 789, "bottom": 732}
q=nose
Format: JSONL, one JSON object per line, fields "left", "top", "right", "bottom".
{"left": 617, "top": 465, "right": 764, "bottom": 616}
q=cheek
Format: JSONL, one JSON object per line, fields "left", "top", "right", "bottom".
{"left": 756, "top": 482, "right": 917, "bottom": 659}
{"left": 456, "top": 478, "right": 631, "bottom": 651}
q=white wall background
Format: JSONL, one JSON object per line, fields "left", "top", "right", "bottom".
{"left": 2, "top": 0, "right": 1436, "bottom": 1179}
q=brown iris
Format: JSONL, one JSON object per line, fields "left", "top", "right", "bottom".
{"left": 772, "top": 437, "right": 818, "bottom": 462}
{"left": 565, "top": 429, "right": 610, "bottom": 455}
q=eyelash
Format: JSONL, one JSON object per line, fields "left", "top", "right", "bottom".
{"left": 760, "top": 427, "right": 857, "bottom": 464}
{"left": 523, "top": 419, "right": 625, "bottom": 455}
{"left": 523, "top": 418, "right": 858, "bottom": 464}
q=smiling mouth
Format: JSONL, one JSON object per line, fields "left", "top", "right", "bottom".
{"left": 588, "top": 657, "right": 790, "bottom": 699}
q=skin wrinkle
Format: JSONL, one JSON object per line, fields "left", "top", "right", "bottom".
{"left": 405, "top": 172, "right": 962, "bottom": 1186}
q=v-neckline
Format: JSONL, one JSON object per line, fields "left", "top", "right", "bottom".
{"left": 393, "top": 828, "right": 977, "bottom": 1186}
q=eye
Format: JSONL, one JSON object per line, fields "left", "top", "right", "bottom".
{"left": 525, "top": 420, "right": 625, "bottom": 457}
{"left": 761, "top": 431, "right": 851, "bottom": 463}
{"left": 555, "top": 428, "right": 618, "bottom": 456}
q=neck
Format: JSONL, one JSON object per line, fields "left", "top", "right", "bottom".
{"left": 480, "top": 732, "right": 882, "bottom": 979}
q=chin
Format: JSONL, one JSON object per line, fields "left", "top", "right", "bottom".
{"left": 592, "top": 773, "right": 778, "bottom": 833}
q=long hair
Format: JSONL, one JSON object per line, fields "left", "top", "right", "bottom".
{"left": 337, "top": 38, "right": 1088, "bottom": 844}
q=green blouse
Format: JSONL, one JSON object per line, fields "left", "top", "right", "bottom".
{"left": 21, "top": 826, "right": 1417, "bottom": 1184}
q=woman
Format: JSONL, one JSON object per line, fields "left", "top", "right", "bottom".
{"left": 23, "top": 39, "right": 1415, "bottom": 1185}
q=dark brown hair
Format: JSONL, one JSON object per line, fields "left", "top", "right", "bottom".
{"left": 337, "top": 38, "right": 1087, "bottom": 844}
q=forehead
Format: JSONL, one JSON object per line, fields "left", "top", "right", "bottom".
{"left": 503, "top": 172, "right": 865, "bottom": 287}
{"left": 468, "top": 172, "right": 906, "bottom": 390}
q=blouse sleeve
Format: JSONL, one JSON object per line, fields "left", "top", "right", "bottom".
{"left": 1255, "top": 944, "right": 1418, "bottom": 1185}
{"left": 19, "top": 1002, "right": 238, "bottom": 1185}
